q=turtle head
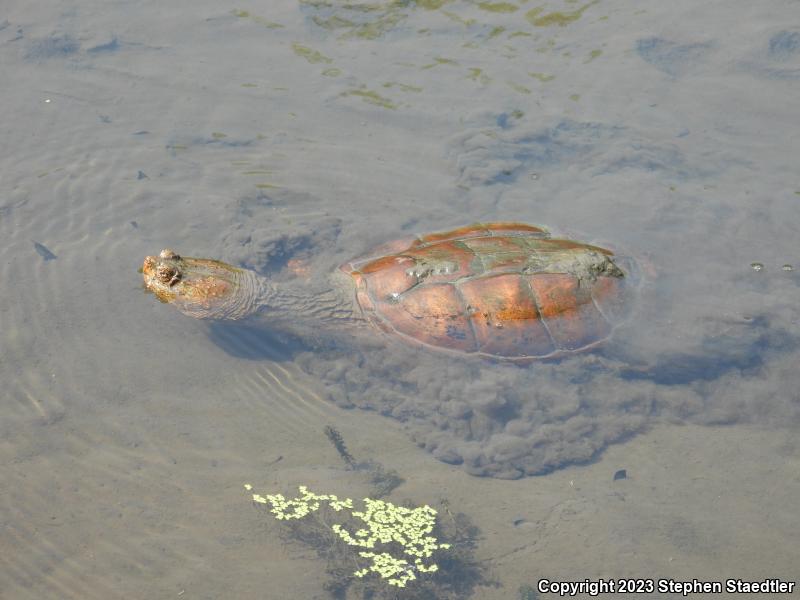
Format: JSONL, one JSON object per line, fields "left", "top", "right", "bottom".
{"left": 142, "top": 249, "right": 261, "bottom": 319}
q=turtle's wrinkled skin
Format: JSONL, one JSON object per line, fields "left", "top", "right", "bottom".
{"left": 143, "top": 223, "right": 633, "bottom": 361}
{"left": 142, "top": 249, "right": 263, "bottom": 319}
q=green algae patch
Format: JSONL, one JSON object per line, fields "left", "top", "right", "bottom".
{"left": 255, "top": 183, "right": 279, "bottom": 189}
{"left": 311, "top": 7, "right": 407, "bottom": 40}
{"left": 231, "top": 9, "right": 283, "bottom": 28}
{"left": 292, "top": 43, "right": 333, "bottom": 64}
{"left": 341, "top": 88, "right": 398, "bottom": 109}
{"left": 251, "top": 15, "right": 283, "bottom": 28}
{"left": 478, "top": 2, "right": 519, "bottom": 12}
{"left": 351, "top": 12, "right": 407, "bottom": 39}
{"left": 487, "top": 25, "right": 506, "bottom": 39}
{"left": 569, "top": 93, "right": 580, "bottom": 101}
{"left": 241, "top": 170, "right": 273, "bottom": 175}
{"left": 526, "top": 0, "right": 598, "bottom": 27}
{"left": 211, "top": 132, "right": 227, "bottom": 139}
{"left": 466, "top": 67, "right": 491, "bottom": 84}
{"left": 383, "top": 81, "right": 423, "bottom": 92}
{"left": 509, "top": 30, "right": 532, "bottom": 38}
{"left": 312, "top": 15, "right": 357, "bottom": 31}
{"left": 584, "top": 48, "right": 602, "bottom": 63}
{"left": 507, "top": 81, "right": 531, "bottom": 94}
{"left": 441, "top": 10, "right": 476, "bottom": 26}
{"left": 415, "top": 0, "right": 451, "bottom": 8}
{"left": 422, "top": 57, "right": 458, "bottom": 69}
{"left": 529, "top": 71, "right": 555, "bottom": 82}
{"left": 322, "top": 67, "right": 342, "bottom": 77}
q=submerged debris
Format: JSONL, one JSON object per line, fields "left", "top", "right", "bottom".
{"left": 323, "top": 425, "right": 404, "bottom": 498}
{"left": 33, "top": 241, "right": 57, "bottom": 260}
{"left": 324, "top": 425, "right": 355, "bottom": 467}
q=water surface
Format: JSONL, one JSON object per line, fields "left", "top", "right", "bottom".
{"left": 1, "top": 0, "right": 799, "bottom": 597}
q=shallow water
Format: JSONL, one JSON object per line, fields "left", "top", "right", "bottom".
{"left": 1, "top": 0, "right": 799, "bottom": 598}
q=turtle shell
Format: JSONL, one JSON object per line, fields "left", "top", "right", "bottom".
{"left": 341, "top": 222, "right": 634, "bottom": 361}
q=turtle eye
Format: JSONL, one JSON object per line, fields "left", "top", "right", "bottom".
{"left": 156, "top": 264, "right": 181, "bottom": 285}
{"left": 160, "top": 249, "right": 180, "bottom": 260}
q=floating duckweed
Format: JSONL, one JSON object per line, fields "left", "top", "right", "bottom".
{"left": 322, "top": 67, "right": 342, "bottom": 77}
{"left": 478, "top": 1, "right": 519, "bottom": 13}
{"left": 509, "top": 30, "right": 532, "bottom": 38}
{"left": 526, "top": 0, "right": 598, "bottom": 27}
{"left": 569, "top": 93, "right": 580, "bottom": 101}
{"left": 751, "top": 262, "right": 764, "bottom": 272}
{"left": 291, "top": 43, "right": 333, "bottom": 64}
{"left": 251, "top": 485, "right": 451, "bottom": 589}
{"left": 211, "top": 132, "right": 227, "bottom": 139}
{"left": 255, "top": 183, "right": 279, "bottom": 189}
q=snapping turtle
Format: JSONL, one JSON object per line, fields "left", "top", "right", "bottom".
{"left": 142, "top": 222, "right": 634, "bottom": 361}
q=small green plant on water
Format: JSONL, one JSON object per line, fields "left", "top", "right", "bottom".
{"left": 244, "top": 483, "right": 490, "bottom": 598}
{"left": 245, "top": 484, "right": 450, "bottom": 588}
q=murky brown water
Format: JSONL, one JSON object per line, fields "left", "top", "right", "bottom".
{"left": 2, "top": 1, "right": 799, "bottom": 598}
